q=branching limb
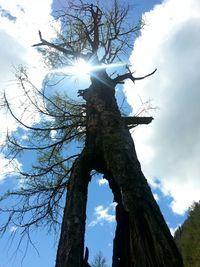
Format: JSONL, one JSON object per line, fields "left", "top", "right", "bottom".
{"left": 33, "top": 31, "right": 82, "bottom": 58}
{"left": 113, "top": 68, "right": 157, "bottom": 85}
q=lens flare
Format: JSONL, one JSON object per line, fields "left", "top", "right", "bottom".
{"left": 69, "top": 58, "right": 92, "bottom": 77}
{"left": 48, "top": 58, "right": 126, "bottom": 79}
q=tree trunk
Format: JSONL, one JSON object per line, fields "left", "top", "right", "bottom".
{"left": 55, "top": 152, "right": 91, "bottom": 267}
{"left": 55, "top": 71, "right": 183, "bottom": 267}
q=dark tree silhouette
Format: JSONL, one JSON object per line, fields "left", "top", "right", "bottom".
{"left": 0, "top": 1, "right": 183, "bottom": 267}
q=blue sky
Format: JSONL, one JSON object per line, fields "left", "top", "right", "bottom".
{"left": 0, "top": 0, "right": 200, "bottom": 266}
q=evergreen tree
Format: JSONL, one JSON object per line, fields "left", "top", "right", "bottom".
{"left": 175, "top": 201, "right": 200, "bottom": 267}
{"left": 91, "top": 251, "right": 107, "bottom": 267}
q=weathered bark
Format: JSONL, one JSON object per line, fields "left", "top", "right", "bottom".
{"left": 55, "top": 70, "right": 183, "bottom": 267}
{"left": 55, "top": 151, "right": 91, "bottom": 267}
{"left": 112, "top": 202, "right": 131, "bottom": 267}
{"left": 122, "top": 116, "right": 154, "bottom": 128}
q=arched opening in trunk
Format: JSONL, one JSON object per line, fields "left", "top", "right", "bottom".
{"left": 85, "top": 171, "right": 117, "bottom": 266}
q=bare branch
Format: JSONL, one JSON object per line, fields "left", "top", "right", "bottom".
{"left": 33, "top": 31, "right": 81, "bottom": 58}
{"left": 41, "top": 0, "right": 143, "bottom": 67}
{"left": 113, "top": 68, "right": 157, "bottom": 85}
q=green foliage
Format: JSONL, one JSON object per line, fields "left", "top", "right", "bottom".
{"left": 174, "top": 201, "right": 200, "bottom": 267}
{"left": 0, "top": 67, "right": 86, "bottom": 235}
{"left": 91, "top": 251, "right": 107, "bottom": 267}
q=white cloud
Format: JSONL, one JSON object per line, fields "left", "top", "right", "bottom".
{"left": 0, "top": 0, "right": 56, "bottom": 79}
{"left": 0, "top": 1, "right": 56, "bottom": 180}
{"left": 153, "top": 193, "right": 159, "bottom": 202}
{"left": 9, "top": 226, "right": 18, "bottom": 233}
{"left": 0, "top": 153, "right": 22, "bottom": 182}
{"left": 124, "top": 0, "right": 200, "bottom": 215}
{"left": 89, "top": 203, "right": 116, "bottom": 227}
{"left": 97, "top": 178, "right": 109, "bottom": 186}
{"left": 169, "top": 224, "right": 180, "bottom": 237}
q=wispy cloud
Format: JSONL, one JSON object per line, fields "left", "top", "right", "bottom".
{"left": 125, "top": 0, "right": 200, "bottom": 215}
{"left": 89, "top": 203, "right": 117, "bottom": 227}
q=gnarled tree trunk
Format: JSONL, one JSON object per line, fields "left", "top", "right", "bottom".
{"left": 55, "top": 71, "right": 183, "bottom": 267}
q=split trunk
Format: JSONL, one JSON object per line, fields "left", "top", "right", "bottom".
{"left": 55, "top": 71, "right": 183, "bottom": 267}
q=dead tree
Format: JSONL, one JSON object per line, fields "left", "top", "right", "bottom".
{"left": 54, "top": 69, "right": 183, "bottom": 267}
{"left": 0, "top": 1, "right": 183, "bottom": 267}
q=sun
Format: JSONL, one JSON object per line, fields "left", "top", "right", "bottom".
{"left": 68, "top": 58, "right": 126, "bottom": 77}
{"left": 71, "top": 58, "right": 92, "bottom": 77}
{"left": 48, "top": 58, "right": 126, "bottom": 79}
{"left": 48, "top": 58, "right": 92, "bottom": 79}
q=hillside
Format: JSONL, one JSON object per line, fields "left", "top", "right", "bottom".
{"left": 174, "top": 201, "right": 200, "bottom": 267}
